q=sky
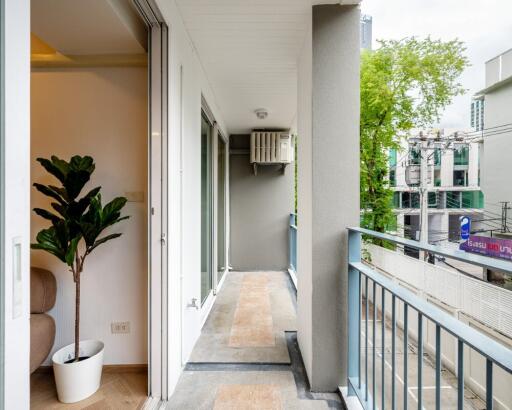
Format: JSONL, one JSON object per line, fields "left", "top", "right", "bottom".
{"left": 361, "top": 0, "right": 512, "bottom": 129}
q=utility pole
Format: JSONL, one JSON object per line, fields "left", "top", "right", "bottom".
{"left": 419, "top": 132, "right": 429, "bottom": 260}
{"left": 501, "top": 201, "right": 511, "bottom": 233}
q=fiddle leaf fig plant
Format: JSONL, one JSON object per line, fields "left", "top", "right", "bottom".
{"left": 31, "top": 155, "right": 129, "bottom": 362}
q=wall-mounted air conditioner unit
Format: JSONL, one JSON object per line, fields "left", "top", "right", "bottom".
{"left": 250, "top": 131, "right": 294, "bottom": 175}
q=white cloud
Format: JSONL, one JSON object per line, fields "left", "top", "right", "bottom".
{"left": 361, "top": 0, "right": 512, "bottom": 128}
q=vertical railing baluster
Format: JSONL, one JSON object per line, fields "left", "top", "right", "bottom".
{"left": 288, "top": 214, "right": 293, "bottom": 271}
{"left": 486, "top": 359, "right": 493, "bottom": 410}
{"left": 435, "top": 324, "right": 441, "bottom": 410}
{"left": 391, "top": 295, "right": 396, "bottom": 410}
{"left": 359, "top": 273, "right": 362, "bottom": 390}
{"left": 373, "top": 281, "right": 377, "bottom": 410}
{"left": 347, "top": 230, "right": 361, "bottom": 396}
{"left": 366, "top": 276, "right": 369, "bottom": 402}
{"left": 381, "top": 286, "right": 386, "bottom": 410}
{"left": 457, "top": 340, "right": 464, "bottom": 410}
{"left": 417, "top": 313, "right": 423, "bottom": 410}
{"left": 404, "top": 304, "right": 409, "bottom": 410}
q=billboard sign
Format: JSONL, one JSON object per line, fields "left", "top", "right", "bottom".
{"left": 459, "top": 235, "right": 512, "bottom": 261}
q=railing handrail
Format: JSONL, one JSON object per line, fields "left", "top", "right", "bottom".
{"left": 351, "top": 260, "right": 512, "bottom": 373}
{"left": 349, "top": 226, "right": 512, "bottom": 275}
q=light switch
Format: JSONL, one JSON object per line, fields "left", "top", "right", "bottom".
{"left": 12, "top": 238, "right": 22, "bottom": 319}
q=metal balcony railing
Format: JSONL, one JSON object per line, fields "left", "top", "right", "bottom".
{"left": 289, "top": 213, "right": 297, "bottom": 275}
{"left": 347, "top": 227, "right": 512, "bottom": 410}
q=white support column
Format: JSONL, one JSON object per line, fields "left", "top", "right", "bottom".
{"left": 441, "top": 148, "right": 454, "bottom": 187}
{"left": 468, "top": 142, "right": 479, "bottom": 187}
{"left": 297, "top": 3, "right": 360, "bottom": 392}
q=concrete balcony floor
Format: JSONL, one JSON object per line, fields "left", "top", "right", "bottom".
{"left": 167, "top": 271, "right": 343, "bottom": 409}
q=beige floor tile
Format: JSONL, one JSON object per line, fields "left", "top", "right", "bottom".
{"left": 229, "top": 273, "right": 275, "bottom": 347}
{"left": 213, "top": 384, "right": 282, "bottom": 410}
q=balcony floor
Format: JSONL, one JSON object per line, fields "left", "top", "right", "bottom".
{"left": 167, "top": 271, "right": 343, "bottom": 409}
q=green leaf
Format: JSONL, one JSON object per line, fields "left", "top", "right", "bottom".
{"left": 32, "top": 226, "right": 67, "bottom": 263}
{"left": 102, "top": 197, "right": 128, "bottom": 227}
{"left": 65, "top": 236, "right": 80, "bottom": 267}
{"left": 33, "top": 155, "right": 127, "bottom": 265}
{"left": 33, "top": 208, "right": 62, "bottom": 224}
{"left": 36, "top": 157, "right": 67, "bottom": 184}
{"left": 89, "top": 233, "right": 122, "bottom": 252}
{"left": 33, "top": 183, "right": 66, "bottom": 205}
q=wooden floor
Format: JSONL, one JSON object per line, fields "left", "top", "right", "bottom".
{"left": 31, "top": 369, "right": 147, "bottom": 410}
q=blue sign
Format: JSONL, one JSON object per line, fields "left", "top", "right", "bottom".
{"left": 460, "top": 216, "right": 471, "bottom": 240}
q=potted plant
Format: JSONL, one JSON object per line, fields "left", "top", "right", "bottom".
{"left": 31, "top": 155, "right": 128, "bottom": 403}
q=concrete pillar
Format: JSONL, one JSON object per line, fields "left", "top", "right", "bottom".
{"left": 297, "top": 4, "right": 360, "bottom": 392}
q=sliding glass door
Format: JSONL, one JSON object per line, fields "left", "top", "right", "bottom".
{"left": 201, "top": 113, "right": 213, "bottom": 304}
{"left": 217, "top": 136, "right": 227, "bottom": 284}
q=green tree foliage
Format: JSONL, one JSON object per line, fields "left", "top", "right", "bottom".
{"left": 360, "top": 37, "right": 469, "bottom": 240}
{"left": 32, "top": 155, "right": 129, "bottom": 361}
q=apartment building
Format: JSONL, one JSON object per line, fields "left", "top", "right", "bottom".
{"left": 474, "top": 48, "right": 512, "bottom": 230}
{"left": 389, "top": 129, "right": 484, "bottom": 244}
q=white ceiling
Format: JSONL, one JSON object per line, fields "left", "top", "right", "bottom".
{"left": 176, "top": 0, "right": 314, "bottom": 134}
{"left": 31, "top": 0, "right": 147, "bottom": 56}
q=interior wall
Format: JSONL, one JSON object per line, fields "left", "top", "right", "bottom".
{"left": 229, "top": 135, "right": 294, "bottom": 271}
{"left": 30, "top": 66, "right": 148, "bottom": 365}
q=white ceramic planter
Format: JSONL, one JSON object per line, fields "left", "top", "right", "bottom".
{"left": 52, "top": 340, "right": 104, "bottom": 403}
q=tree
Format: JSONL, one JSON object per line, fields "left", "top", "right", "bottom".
{"left": 32, "top": 155, "right": 129, "bottom": 362}
{"left": 360, "top": 37, "right": 469, "bottom": 242}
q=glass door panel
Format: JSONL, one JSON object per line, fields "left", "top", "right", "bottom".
{"left": 217, "top": 137, "right": 226, "bottom": 284}
{"left": 201, "top": 114, "right": 213, "bottom": 303}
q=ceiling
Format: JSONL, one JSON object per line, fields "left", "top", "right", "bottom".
{"left": 31, "top": 0, "right": 147, "bottom": 59}
{"left": 176, "top": 0, "right": 314, "bottom": 134}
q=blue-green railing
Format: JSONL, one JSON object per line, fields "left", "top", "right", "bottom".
{"left": 347, "top": 227, "right": 512, "bottom": 410}
{"left": 289, "top": 213, "right": 297, "bottom": 275}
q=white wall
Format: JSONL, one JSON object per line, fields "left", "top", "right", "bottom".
{"left": 229, "top": 135, "right": 294, "bottom": 271}
{"left": 482, "top": 85, "right": 512, "bottom": 208}
{"left": 468, "top": 142, "right": 480, "bottom": 187}
{"left": 3, "top": 0, "right": 31, "bottom": 408}
{"left": 31, "top": 67, "right": 148, "bottom": 365}
{"left": 297, "top": 15, "right": 313, "bottom": 381}
{"left": 154, "top": 0, "right": 229, "bottom": 393}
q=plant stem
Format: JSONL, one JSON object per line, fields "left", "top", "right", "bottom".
{"left": 75, "top": 275, "right": 80, "bottom": 361}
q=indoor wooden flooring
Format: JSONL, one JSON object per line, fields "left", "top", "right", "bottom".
{"left": 31, "top": 369, "right": 147, "bottom": 410}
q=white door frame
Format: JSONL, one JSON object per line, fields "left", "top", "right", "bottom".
{"left": 199, "top": 98, "right": 229, "bottom": 325}
{"left": 133, "top": 0, "right": 169, "bottom": 403}
{"left": 0, "top": 0, "right": 5, "bottom": 405}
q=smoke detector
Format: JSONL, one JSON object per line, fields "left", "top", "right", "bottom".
{"left": 255, "top": 108, "right": 268, "bottom": 120}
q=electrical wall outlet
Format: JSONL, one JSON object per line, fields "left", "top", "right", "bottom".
{"left": 111, "top": 321, "right": 130, "bottom": 334}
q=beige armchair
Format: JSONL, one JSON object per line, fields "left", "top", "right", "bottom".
{"left": 30, "top": 267, "right": 57, "bottom": 373}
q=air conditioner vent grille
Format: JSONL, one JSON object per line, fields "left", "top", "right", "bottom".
{"left": 250, "top": 132, "right": 293, "bottom": 164}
